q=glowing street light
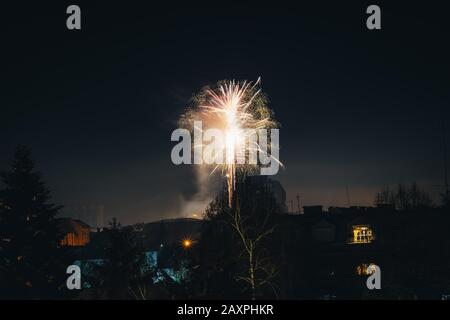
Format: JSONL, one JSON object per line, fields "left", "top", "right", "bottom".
{"left": 182, "top": 239, "right": 192, "bottom": 249}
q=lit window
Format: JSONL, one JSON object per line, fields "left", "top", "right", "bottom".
{"left": 356, "top": 263, "right": 377, "bottom": 275}
{"left": 350, "top": 225, "right": 374, "bottom": 244}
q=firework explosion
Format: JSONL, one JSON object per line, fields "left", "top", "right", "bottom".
{"left": 179, "top": 78, "right": 280, "bottom": 207}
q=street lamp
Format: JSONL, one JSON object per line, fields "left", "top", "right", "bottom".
{"left": 182, "top": 238, "right": 192, "bottom": 249}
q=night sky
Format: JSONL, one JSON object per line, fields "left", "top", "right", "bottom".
{"left": 2, "top": 1, "right": 449, "bottom": 224}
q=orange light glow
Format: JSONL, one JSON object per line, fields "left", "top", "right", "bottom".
{"left": 182, "top": 239, "right": 192, "bottom": 248}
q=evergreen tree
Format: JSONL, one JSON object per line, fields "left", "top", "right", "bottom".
{"left": 0, "top": 146, "right": 63, "bottom": 299}
{"left": 91, "top": 218, "right": 154, "bottom": 299}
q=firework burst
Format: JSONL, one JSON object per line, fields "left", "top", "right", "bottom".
{"left": 179, "top": 78, "right": 280, "bottom": 207}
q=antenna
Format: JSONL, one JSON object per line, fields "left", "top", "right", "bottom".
{"left": 346, "top": 185, "right": 351, "bottom": 207}
{"left": 296, "top": 193, "right": 301, "bottom": 214}
{"left": 441, "top": 117, "right": 449, "bottom": 200}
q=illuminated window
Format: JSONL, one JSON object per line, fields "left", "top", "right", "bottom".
{"left": 356, "top": 263, "right": 377, "bottom": 275}
{"left": 350, "top": 225, "right": 374, "bottom": 244}
{"left": 60, "top": 231, "right": 90, "bottom": 247}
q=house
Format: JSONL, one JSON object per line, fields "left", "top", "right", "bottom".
{"left": 57, "top": 218, "right": 91, "bottom": 247}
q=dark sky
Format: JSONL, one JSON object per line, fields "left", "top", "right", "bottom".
{"left": 2, "top": 1, "right": 449, "bottom": 224}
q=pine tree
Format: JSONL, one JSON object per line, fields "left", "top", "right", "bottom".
{"left": 91, "top": 218, "right": 153, "bottom": 299}
{"left": 0, "top": 146, "right": 63, "bottom": 299}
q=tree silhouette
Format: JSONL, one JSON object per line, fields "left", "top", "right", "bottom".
{"left": 0, "top": 146, "right": 64, "bottom": 299}
{"left": 374, "top": 185, "right": 396, "bottom": 207}
{"left": 191, "top": 177, "right": 280, "bottom": 299}
{"left": 91, "top": 218, "right": 154, "bottom": 299}
{"left": 374, "top": 182, "right": 432, "bottom": 210}
{"left": 229, "top": 203, "right": 278, "bottom": 299}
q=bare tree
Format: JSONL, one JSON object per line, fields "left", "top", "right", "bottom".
{"left": 374, "top": 182, "right": 432, "bottom": 210}
{"left": 408, "top": 182, "right": 432, "bottom": 208}
{"left": 228, "top": 203, "right": 278, "bottom": 299}
{"left": 374, "top": 185, "right": 395, "bottom": 207}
